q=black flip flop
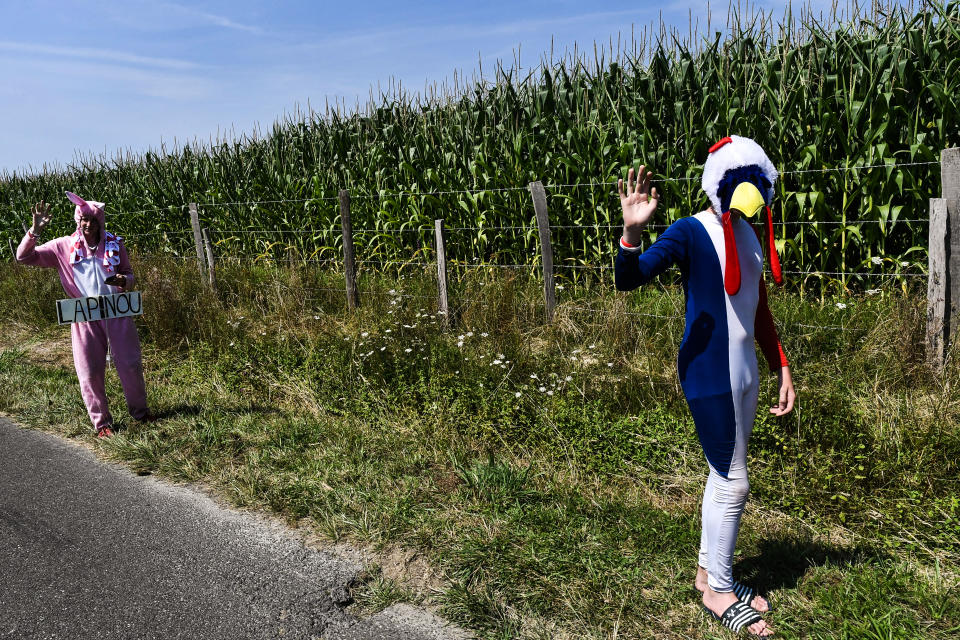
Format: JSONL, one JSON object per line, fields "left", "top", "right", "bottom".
{"left": 702, "top": 600, "right": 766, "bottom": 636}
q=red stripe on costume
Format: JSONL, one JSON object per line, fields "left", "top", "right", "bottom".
{"left": 709, "top": 137, "right": 733, "bottom": 153}
{"left": 755, "top": 275, "right": 789, "bottom": 371}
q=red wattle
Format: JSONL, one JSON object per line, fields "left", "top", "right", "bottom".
{"left": 765, "top": 206, "right": 783, "bottom": 285}
{"left": 721, "top": 211, "right": 741, "bottom": 295}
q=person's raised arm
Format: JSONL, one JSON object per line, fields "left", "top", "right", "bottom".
{"left": 615, "top": 165, "right": 689, "bottom": 291}
{"left": 16, "top": 201, "right": 59, "bottom": 268}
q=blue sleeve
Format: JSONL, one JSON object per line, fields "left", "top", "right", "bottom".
{"left": 614, "top": 219, "right": 690, "bottom": 291}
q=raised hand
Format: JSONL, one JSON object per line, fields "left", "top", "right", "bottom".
{"left": 618, "top": 165, "right": 658, "bottom": 245}
{"left": 31, "top": 201, "right": 52, "bottom": 236}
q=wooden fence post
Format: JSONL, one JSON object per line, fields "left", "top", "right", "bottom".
{"left": 189, "top": 203, "right": 207, "bottom": 278}
{"left": 928, "top": 147, "right": 960, "bottom": 369}
{"left": 945, "top": 147, "right": 960, "bottom": 327}
{"left": 435, "top": 219, "right": 449, "bottom": 323}
{"left": 529, "top": 180, "right": 556, "bottom": 323}
{"left": 202, "top": 228, "right": 217, "bottom": 292}
{"left": 927, "top": 198, "right": 948, "bottom": 369}
{"left": 339, "top": 189, "right": 358, "bottom": 310}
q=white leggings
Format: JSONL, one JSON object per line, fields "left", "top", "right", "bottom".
{"left": 698, "top": 464, "right": 750, "bottom": 592}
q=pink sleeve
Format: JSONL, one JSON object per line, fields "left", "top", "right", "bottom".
{"left": 116, "top": 239, "right": 135, "bottom": 290}
{"left": 16, "top": 233, "right": 60, "bottom": 268}
{"left": 755, "top": 276, "right": 789, "bottom": 372}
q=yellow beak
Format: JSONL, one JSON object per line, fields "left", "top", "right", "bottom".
{"left": 729, "top": 182, "right": 766, "bottom": 218}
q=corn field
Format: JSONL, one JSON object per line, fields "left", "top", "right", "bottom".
{"left": 2, "top": 0, "right": 958, "bottom": 290}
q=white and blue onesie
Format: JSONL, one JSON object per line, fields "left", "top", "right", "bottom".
{"left": 615, "top": 210, "right": 787, "bottom": 593}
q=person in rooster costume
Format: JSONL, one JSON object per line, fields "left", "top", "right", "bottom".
{"left": 615, "top": 136, "right": 796, "bottom": 637}
{"left": 17, "top": 192, "right": 151, "bottom": 438}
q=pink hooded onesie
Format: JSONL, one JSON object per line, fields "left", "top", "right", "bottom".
{"left": 17, "top": 192, "right": 148, "bottom": 431}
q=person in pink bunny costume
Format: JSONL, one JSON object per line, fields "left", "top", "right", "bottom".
{"left": 17, "top": 192, "right": 150, "bottom": 438}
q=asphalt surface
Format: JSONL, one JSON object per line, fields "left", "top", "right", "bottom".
{"left": 0, "top": 417, "right": 469, "bottom": 640}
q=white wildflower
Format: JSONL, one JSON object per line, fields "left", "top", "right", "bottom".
{"left": 607, "top": 362, "right": 614, "bottom": 367}
{"left": 481, "top": 332, "right": 489, "bottom": 337}
{"left": 866, "top": 289, "right": 881, "bottom": 296}
{"left": 871, "top": 256, "right": 883, "bottom": 265}
{"left": 835, "top": 302, "right": 847, "bottom": 309}
{"left": 565, "top": 376, "right": 572, "bottom": 382}
{"left": 361, "top": 332, "right": 369, "bottom": 337}
{"left": 405, "top": 348, "right": 412, "bottom": 353}
{"left": 547, "top": 390, "right": 554, "bottom": 396}
{"left": 900, "top": 261, "right": 910, "bottom": 267}
{"left": 466, "top": 331, "right": 474, "bottom": 337}
{"left": 515, "top": 392, "right": 522, "bottom": 398}
{"left": 538, "top": 386, "right": 546, "bottom": 393}
{"left": 530, "top": 374, "right": 538, "bottom": 379}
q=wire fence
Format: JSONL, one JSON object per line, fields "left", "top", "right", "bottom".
{"left": 8, "top": 158, "right": 941, "bottom": 337}
{"left": 113, "top": 159, "right": 942, "bottom": 216}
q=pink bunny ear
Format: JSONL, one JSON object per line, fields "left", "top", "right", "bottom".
{"left": 65, "top": 191, "right": 88, "bottom": 207}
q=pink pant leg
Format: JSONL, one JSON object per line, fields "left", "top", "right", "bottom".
{"left": 106, "top": 317, "right": 148, "bottom": 419}
{"left": 71, "top": 321, "right": 111, "bottom": 431}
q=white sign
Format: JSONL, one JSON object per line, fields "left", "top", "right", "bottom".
{"left": 56, "top": 291, "right": 143, "bottom": 325}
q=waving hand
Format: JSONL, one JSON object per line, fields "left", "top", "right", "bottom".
{"left": 619, "top": 166, "right": 658, "bottom": 245}
{"left": 30, "top": 201, "right": 52, "bottom": 236}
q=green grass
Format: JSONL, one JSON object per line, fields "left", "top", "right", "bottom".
{"left": 0, "top": 257, "right": 957, "bottom": 638}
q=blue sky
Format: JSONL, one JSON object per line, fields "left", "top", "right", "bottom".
{"left": 1, "top": 0, "right": 870, "bottom": 174}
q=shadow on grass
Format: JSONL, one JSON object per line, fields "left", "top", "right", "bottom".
{"left": 737, "top": 536, "right": 887, "bottom": 594}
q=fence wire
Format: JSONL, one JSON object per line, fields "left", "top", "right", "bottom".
{"left": 114, "top": 159, "right": 941, "bottom": 216}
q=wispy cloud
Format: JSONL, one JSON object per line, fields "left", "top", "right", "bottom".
{"left": 0, "top": 41, "right": 202, "bottom": 71}
{"left": 158, "top": 2, "right": 263, "bottom": 34}
{"left": 2, "top": 56, "right": 216, "bottom": 101}
{"left": 301, "top": 8, "right": 655, "bottom": 52}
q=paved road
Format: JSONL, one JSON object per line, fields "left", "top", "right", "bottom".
{"left": 0, "top": 417, "right": 467, "bottom": 640}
